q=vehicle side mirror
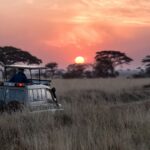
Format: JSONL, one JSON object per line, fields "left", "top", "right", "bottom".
{"left": 51, "top": 87, "right": 56, "bottom": 98}
{"left": 51, "top": 87, "right": 56, "bottom": 93}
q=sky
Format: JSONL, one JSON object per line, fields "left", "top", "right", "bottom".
{"left": 0, "top": 0, "right": 150, "bottom": 68}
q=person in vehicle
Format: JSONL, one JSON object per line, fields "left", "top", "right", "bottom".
{"left": 9, "top": 68, "right": 28, "bottom": 83}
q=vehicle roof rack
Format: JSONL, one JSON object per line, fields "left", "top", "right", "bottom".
{"left": 5, "top": 65, "right": 47, "bottom": 70}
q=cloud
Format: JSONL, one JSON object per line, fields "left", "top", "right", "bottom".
{"left": 2, "top": 0, "right": 150, "bottom": 25}
{"left": 26, "top": 0, "right": 34, "bottom": 4}
{"left": 1, "top": 0, "right": 150, "bottom": 67}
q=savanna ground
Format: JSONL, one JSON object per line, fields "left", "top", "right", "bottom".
{"left": 0, "top": 78, "right": 150, "bottom": 150}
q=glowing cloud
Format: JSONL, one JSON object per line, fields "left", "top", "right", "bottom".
{"left": 0, "top": 0, "right": 150, "bottom": 67}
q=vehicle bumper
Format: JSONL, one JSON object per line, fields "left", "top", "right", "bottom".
{"left": 28, "top": 102, "right": 63, "bottom": 113}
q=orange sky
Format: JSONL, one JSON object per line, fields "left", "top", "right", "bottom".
{"left": 0, "top": 0, "right": 150, "bottom": 68}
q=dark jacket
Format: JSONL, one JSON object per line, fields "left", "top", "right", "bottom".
{"left": 10, "top": 72, "right": 28, "bottom": 83}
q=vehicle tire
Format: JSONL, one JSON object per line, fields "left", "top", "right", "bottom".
{"left": 6, "top": 101, "right": 24, "bottom": 113}
{"left": 0, "top": 101, "right": 6, "bottom": 113}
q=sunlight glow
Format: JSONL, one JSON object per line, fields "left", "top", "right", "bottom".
{"left": 75, "top": 56, "right": 85, "bottom": 64}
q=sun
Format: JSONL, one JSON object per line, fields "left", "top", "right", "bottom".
{"left": 75, "top": 56, "right": 85, "bottom": 64}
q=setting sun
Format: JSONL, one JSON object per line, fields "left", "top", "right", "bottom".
{"left": 75, "top": 56, "right": 85, "bottom": 64}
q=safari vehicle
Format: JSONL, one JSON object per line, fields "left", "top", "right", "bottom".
{"left": 0, "top": 65, "right": 62, "bottom": 113}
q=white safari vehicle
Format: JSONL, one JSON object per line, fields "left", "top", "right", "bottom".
{"left": 0, "top": 65, "right": 62, "bottom": 113}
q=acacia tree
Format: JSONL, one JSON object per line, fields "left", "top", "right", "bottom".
{"left": 45, "top": 62, "right": 58, "bottom": 77}
{"left": 0, "top": 46, "right": 42, "bottom": 65}
{"left": 142, "top": 55, "right": 150, "bottom": 75}
{"left": 94, "top": 50, "right": 133, "bottom": 77}
{"left": 63, "top": 63, "right": 89, "bottom": 78}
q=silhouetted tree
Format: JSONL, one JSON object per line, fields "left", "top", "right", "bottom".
{"left": 63, "top": 64, "right": 89, "bottom": 78}
{"left": 45, "top": 62, "right": 58, "bottom": 77}
{"left": 132, "top": 67, "right": 145, "bottom": 78}
{"left": 0, "top": 46, "right": 42, "bottom": 65}
{"left": 142, "top": 55, "right": 150, "bottom": 76}
{"left": 55, "top": 69, "right": 65, "bottom": 78}
{"left": 94, "top": 50, "right": 133, "bottom": 77}
{"left": 84, "top": 70, "right": 93, "bottom": 78}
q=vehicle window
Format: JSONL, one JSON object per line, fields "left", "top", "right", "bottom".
{"left": 31, "top": 89, "right": 46, "bottom": 101}
{"left": 33, "top": 90, "right": 38, "bottom": 101}
{"left": 37, "top": 89, "right": 42, "bottom": 100}
{"left": 28, "top": 90, "right": 33, "bottom": 101}
{"left": 41, "top": 89, "right": 46, "bottom": 100}
{"left": 46, "top": 90, "right": 52, "bottom": 101}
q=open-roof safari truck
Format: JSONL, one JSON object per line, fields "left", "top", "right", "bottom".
{"left": 0, "top": 65, "right": 62, "bottom": 113}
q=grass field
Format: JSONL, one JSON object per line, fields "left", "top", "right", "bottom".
{"left": 0, "top": 78, "right": 150, "bottom": 150}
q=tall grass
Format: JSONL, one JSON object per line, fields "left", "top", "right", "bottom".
{"left": 0, "top": 78, "right": 150, "bottom": 150}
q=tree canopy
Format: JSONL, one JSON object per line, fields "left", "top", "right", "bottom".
{"left": 45, "top": 62, "right": 58, "bottom": 77}
{"left": 0, "top": 46, "right": 42, "bottom": 65}
{"left": 94, "top": 50, "right": 133, "bottom": 77}
{"left": 142, "top": 55, "right": 150, "bottom": 65}
{"left": 63, "top": 63, "right": 89, "bottom": 78}
{"left": 142, "top": 55, "right": 150, "bottom": 75}
{"left": 45, "top": 62, "right": 58, "bottom": 70}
